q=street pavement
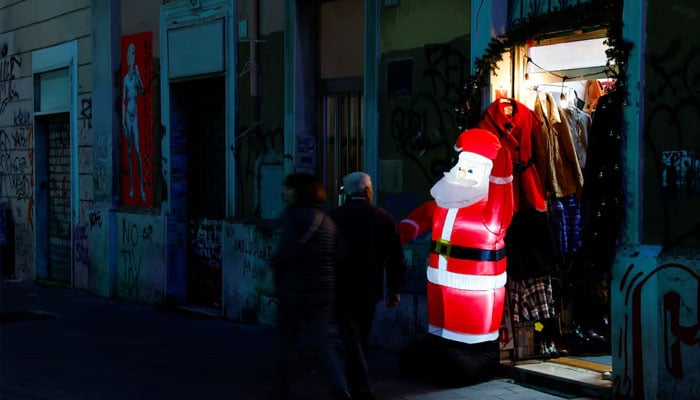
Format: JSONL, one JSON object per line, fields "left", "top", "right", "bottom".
{"left": 1, "top": 279, "right": 595, "bottom": 400}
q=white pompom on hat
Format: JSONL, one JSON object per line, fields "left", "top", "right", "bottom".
{"left": 453, "top": 128, "right": 501, "bottom": 161}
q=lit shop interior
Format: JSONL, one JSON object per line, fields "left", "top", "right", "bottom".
{"left": 488, "top": 31, "right": 618, "bottom": 364}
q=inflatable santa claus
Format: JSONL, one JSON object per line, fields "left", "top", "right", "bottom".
{"left": 398, "top": 128, "right": 514, "bottom": 385}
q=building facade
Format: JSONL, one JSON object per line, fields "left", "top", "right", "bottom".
{"left": 0, "top": 0, "right": 698, "bottom": 398}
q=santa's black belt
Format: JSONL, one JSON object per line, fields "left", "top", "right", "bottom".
{"left": 431, "top": 240, "right": 506, "bottom": 261}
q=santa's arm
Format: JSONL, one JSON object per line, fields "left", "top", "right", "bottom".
{"left": 398, "top": 200, "right": 436, "bottom": 244}
{"left": 484, "top": 148, "right": 514, "bottom": 235}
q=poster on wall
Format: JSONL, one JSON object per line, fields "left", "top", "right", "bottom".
{"left": 295, "top": 133, "right": 316, "bottom": 173}
{"left": 120, "top": 31, "right": 153, "bottom": 206}
{"left": 662, "top": 150, "right": 699, "bottom": 199}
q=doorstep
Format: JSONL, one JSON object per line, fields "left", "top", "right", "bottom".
{"left": 500, "top": 356, "right": 613, "bottom": 399}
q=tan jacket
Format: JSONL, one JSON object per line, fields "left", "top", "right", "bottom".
{"left": 533, "top": 92, "right": 584, "bottom": 201}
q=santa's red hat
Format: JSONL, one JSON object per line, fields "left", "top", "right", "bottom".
{"left": 454, "top": 128, "right": 501, "bottom": 160}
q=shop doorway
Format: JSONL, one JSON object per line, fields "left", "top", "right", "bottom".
{"left": 36, "top": 114, "right": 72, "bottom": 285}
{"left": 317, "top": 0, "right": 365, "bottom": 207}
{"left": 496, "top": 31, "right": 617, "bottom": 366}
{"left": 170, "top": 77, "right": 225, "bottom": 310}
{"left": 319, "top": 87, "right": 364, "bottom": 206}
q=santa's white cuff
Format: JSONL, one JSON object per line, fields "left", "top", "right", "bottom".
{"left": 400, "top": 219, "right": 419, "bottom": 233}
{"left": 489, "top": 175, "right": 513, "bottom": 184}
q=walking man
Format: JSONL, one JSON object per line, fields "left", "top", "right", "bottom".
{"left": 329, "top": 172, "right": 407, "bottom": 400}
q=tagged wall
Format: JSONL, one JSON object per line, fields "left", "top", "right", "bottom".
{"left": 116, "top": 213, "right": 166, "bottom": 303}
{"left": 613, "top": 248, "right": 700, "bottom": 400}
{"left": 222, "top": 222, "right": 277, "bottom": 325}
{"left": 87, "top": 208, "right": 110, "bottom": 297}
{"left": 379, "top": 35, "right": 470, "bottom": 218}
{"left": 235, "top": 29, "right": 285, "bottom": 217}
{"left": 642, "top": 0, "right": 700, "bottom": 249}
{"left": 0, "top": 33, "right": 35, "bottom": 280}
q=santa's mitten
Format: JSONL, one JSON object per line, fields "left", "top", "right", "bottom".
{"left": 398, "top": 220, "right": 419, "bottom": 244}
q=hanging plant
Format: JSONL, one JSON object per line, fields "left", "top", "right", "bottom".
{"left": 456, "top": 0, "right": 632, "bottom": 130}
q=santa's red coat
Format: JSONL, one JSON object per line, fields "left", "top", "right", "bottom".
{"left": 400, "top": 174, "right": 513, "bottom": 344}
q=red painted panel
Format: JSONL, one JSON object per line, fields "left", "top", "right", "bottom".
{"left": 120, "top": 32, "right": 153, "bottom": 207}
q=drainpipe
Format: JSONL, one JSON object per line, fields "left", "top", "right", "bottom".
{"left": 250, "top": 0, "right": 261, "bottom": 134}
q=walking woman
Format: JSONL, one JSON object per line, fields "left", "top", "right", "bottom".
{"left": 270, "top": 173, "right": 351, "bottom": 400}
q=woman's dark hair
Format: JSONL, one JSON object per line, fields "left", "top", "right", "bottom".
{"left": 284, "top": 173, "right": 326, "bottom": 206}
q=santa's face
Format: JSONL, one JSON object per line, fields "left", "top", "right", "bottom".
{"left": 430, "top": 151, "right": 492, "bottom": 208}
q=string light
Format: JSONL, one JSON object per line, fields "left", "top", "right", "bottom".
{"left": 524, "top": 56, "right": 609, "bottom": 82}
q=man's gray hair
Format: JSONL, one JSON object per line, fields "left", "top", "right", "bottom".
{"left": 343, "top": 171, "right": 372, "bottom": 196}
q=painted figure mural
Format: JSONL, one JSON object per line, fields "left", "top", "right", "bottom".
{"left": 120, "top": 32, "right": 153, "bottom": 206}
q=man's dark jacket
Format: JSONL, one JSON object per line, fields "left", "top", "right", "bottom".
{"left": 329, "top": 196, "right": 407, "bottom": 310}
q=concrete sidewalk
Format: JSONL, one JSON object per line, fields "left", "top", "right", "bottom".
{"left": 1, "top": 279, "right": 595, "bottom": 400}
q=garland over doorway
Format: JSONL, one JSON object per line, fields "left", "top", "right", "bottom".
{"left": 457, "top": 0, "right": 633, "bottom": 130}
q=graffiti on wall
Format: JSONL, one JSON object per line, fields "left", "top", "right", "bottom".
{"left": 223, "top": 223, "right": 277, "bottom": 324}
{"left": 0, "top": 50, "right": 35, "bottom": 228}
{"left": 118, "top": 215, "right": 156, "bottom": 299}
{"left": 190, "top": 218, "right": 223, "bottom": 269}
{"left": 78, "top": 95, "right": 94, "bottom": 218}
{"left": 73, "top": 223, "right": 89, "bottom": 288}
{"left": 0, "top": 110, "right": 33, "bottom": 204}
{"left": 188, "top": 218, "right": 223, "bottom": 308}
{"left": 93, "top": 124, "right": 113, "bottom": 203}
{"left": 387, "top": 41, "right": 470, "bottom": 187}
{"left": 235, "top": 127, "right": 284, "bottom": 216}
{"left": 614, "top": 262, "right": 700, "bottom": 399}
{"left": 14, "top": 221, "right": 32, "bottom": 277}
{"left": 0, "top": 54, "right": 20, "bottom": 116}
{"left": 232, "top": 230, "right": 274, "bottom": 284}
{"left": 0, "top": 37, "right": 36, "bottom": 280}
{"left": 661, "top": 150, "right": 700, "bottom": 198}
{"left": 120, "top": 32, "right": 154, "bottom": 206}
{"left": 88, "top": 209, "right": 102, "bottom": 229}
{"left": 645, "top": 38, "right": 700, "bottom": 246}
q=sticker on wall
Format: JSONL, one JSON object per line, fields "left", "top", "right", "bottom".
{"left": 296, "top": 133, "right": 316, "bottom": 171}
{"left": 120, "top": 32, "right": 154, "bottom": 207}
{"left": 662, "top": 150, "right": 699, "bottom": 198}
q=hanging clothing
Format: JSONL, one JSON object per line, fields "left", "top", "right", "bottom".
{"left": 583, "top": 79, "right": 604, "bottom": 115}
{"left": 504, "top": 206, "right": 560, "bottom": 281}
{"left": 547, "top": 194, "right": 582, "bottom": 268}
{"left": 579, "top": 91, "right": 624, "bottom": 272}
{"left": 533, "top": 92, "right": 585, "bottom": 202}
{"left": 560, "top": 105, "right": 591, "bottom": 172}
{"left": 509, "top": 275, "right": 556, "bottom": 323}
{"left": 478, "top": 99, "right": 547, "bottom": 211}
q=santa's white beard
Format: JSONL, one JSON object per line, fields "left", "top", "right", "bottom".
{"left": 430, "top": 177, "right": 488, "bottom": 208}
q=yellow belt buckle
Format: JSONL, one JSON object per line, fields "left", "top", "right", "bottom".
{"left": 434, "top": 239, "right": 451, "bottom": 258}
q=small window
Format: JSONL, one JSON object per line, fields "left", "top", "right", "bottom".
{"left": 35, "top": 68, "right": 70, "bottom": 113}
